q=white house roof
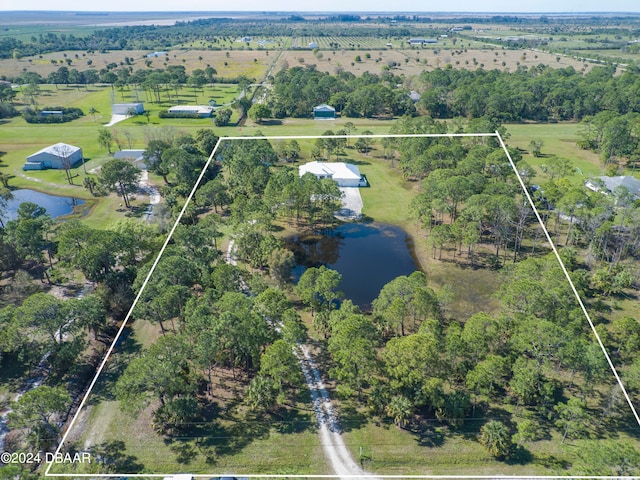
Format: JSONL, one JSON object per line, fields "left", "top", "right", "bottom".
{"left": 168, "top": 105, "right": 214, "bottom": 115}
{"left": 590, "top": 175, "right": 640, "bottom": 197}
{"left": 31, "top": 142, "right": 81, "bottom": 157}
{"left": 313, "top": 104, "right": 336, "bottom": 112}
{"left": 299, "top": 161, "right": 362, "bottom": 181}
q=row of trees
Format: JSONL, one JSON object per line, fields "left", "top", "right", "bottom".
{"left": 269, "top": 66, "right": 415, "bottom": 119}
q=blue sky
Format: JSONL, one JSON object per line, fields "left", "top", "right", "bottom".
{"left": 1, "top": 0, "right": 638, "bottom": 12}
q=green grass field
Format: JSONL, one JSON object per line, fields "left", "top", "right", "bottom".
{"left": 505, "top": 122, "right": 606, "bottom": 184}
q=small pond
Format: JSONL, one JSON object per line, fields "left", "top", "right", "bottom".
{"left": 285, "top": 222, "right": 420, "bottom": 309}
{"left": 2, "top": 189, "right": 86, "bottom": 222}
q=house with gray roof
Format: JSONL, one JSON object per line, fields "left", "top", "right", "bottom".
{"left": 585, "top": 175, "right": 640, "bottom": 200}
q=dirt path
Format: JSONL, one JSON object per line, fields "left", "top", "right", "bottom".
{"left": 224, "top": 240, "right": 375, "bottom": 478}
{"left": 298, "top": 344, "right": 376, "bottom": 479}
{"left": 137, "top": 170, "right": 161, "bottom": 220}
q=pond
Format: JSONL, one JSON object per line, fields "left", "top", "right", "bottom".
{"left": 285, "top": 222, "right": 420, "bottom": 309}
{"left": 1, "top": 189, "right": 86, "bottom": 222}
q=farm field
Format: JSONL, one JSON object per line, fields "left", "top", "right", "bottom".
{"left": 2, "top": 49, "right": 275, "bottom": 81}
{"left": 280, "top": 45, "right": 596, "bottom": 76}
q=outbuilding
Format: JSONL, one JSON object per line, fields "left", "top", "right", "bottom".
{"left": 168, "top": 105, "right": 214, "bottom": 117}
{"left": 299, "top": 161, "right": 367, "bottom": 187}
{"left": 409, "top": 38, "right": 437, "bottom": 45}
{"left": 23, "top": 142, "right": 83, "bottom": 170}
{"left": 313, "top": 104, "right": 336, "bottom": 120}
{"left": 112, "top": 103, "right": 144, "bottom": 116}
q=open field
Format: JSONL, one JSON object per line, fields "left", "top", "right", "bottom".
{"left": 280, "top": 45, "right": 596, "bottom": 76}
{"left": 3, "top": 49, "right": 274, "bottom": 81}
{"left": 505, "top": 122, "right": 606, "bottom": 183}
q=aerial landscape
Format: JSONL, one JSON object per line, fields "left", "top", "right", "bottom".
{"left": 2, "top": 3, "right": 640, "bottom": 479}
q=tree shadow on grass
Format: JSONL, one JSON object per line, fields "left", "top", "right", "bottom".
{"left": 194, "top": 415, "right": 271, "bottom": 458}
{"left": 89, "top": 440, "right": 145, "bottom": 473}
{"left": 273, "top": 405, "right": 316, "bottom": 435}
{"left": 410, "top": 420, "right": 446, "bottom": 448}
{"left": 124, "top": 204, "right": 149, "bottom": 218}
{"left": 505, "top": 445, "right": 534, "bottom": 465}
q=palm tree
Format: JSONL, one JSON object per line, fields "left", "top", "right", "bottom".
{"left": 88, "top": 106, "right": 98, "bottom": 122}
{"left": 83, "top": 176, "right": 97, "bottom": 195}
{"left": 479, "top": 420, "right": 512, "bottom": 459}
{"left": 386, "top": 395, "right": 413, "bottom": 429}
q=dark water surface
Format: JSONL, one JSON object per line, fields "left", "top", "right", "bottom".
{"left": 285, "top": 222, "right": 420, "bottom": 309}
{"left": 2, "top": 189, "right": 85, "bottom": 221}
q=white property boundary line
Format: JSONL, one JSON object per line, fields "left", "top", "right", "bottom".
{"left": 45, "top": 131, "right": 640, "bottom": 479}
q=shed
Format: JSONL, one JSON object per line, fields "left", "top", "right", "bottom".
{"left": 313, "top": 104, "right": 336, "bottom": 120}
{"left": 23, "top": 142, "right": 83, "bottom": 171}
{"left": 409, "top": 38, "right": 437, "bottom": 45}
{"left": 114, "top": 149, "right": 147, "bottom": 169}
{"left": 112, "top": 103, "right": 144, "bottom": 115}
{"left": 299, "top": 161, "right": 367, "bottom": 187}
{"left": 168, "top": 105, "right": 214, "bottom": 117}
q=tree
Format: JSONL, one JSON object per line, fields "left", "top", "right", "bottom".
{"left": 248, "top": 103, "right": 271, "bottom": 124}
{"left": 296, "top": 265, "right": 343, "bottom": 336}
{"left": 328, "top": 314, "right": 378, "bottom": 400}
{"left": 259, "top": 339, "right": 303, "bottom": 390}
{"left": 479, "top": 420, "right": 512, "bottom": 459}
{"left": 52, "top": 143, "right": 77, "bottom": 185}
{"left": 71, "top": 294, "right": 107, "bottom": 340}
{"left": 214, "top": 108, "right": 232, "bottom": 126}
{"left": 99, "top": 158, "right": 141, "bottom": 208}
{"left": 98, "top": 129, "right": 114, "bottom": 154}
{"left": 8, "top": 386, "right": 70, "bottom": 451}
{"left": 88, "top": 106, "right": 98, "bottom": 121}
{"left": 267, "top": 248, "right": 296, "bottom": 287}
{"left": 83, "top": 176, "right": 97, "bottom": 195}
{"left": 115, "top": 335, "right": 196, "bottom": 415}
{"left": 246, "top": 375, "right": 277, "bottom": 412}
{"left": 386, "top": 395, "right": 413, "bottom": 428}
{"left": 0, "top": 82, "right": 17, "bottom": 104}
{"left": 4, "top": 202, "right": 51, "bottom": 270}
{"left": 17, "top": 293, "right": 75, "bottom": 347}
{"left": 555, "top": 397, "right": 588, "bottom": 443}
{"left": 528, "top": 139, "right": 544, "bottom": 157}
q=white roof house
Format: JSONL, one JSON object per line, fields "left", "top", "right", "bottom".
{"left": 586, "top": 175, "right": 640, "bottom": 199}
{"left": 23, "top": 142, "right": 83, "bottom": 171}
{"left": 299, "top": 161, "right": 367, "bottom": 187}
{"left": 168, "top": 105, "right": 214, "bottom": 117}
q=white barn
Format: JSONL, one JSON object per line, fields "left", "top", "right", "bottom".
{"left": 23, "top": 143, "right": 83, "bottom": 170}
{"left": 299, "top": 161, "right": 367, "bottom": 187}
{"left": 112, "top": 103, "right": 144, "bottom": 115}
{"left": 168, "top": 105, "right": 214, "bottom": 117}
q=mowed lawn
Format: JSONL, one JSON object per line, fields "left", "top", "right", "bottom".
{"left": 505, "top": 122, "right": 606, "bottom": 183}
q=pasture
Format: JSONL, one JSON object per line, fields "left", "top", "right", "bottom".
{"left": 3, "top": 49, "right": 275, "bottom": 82}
